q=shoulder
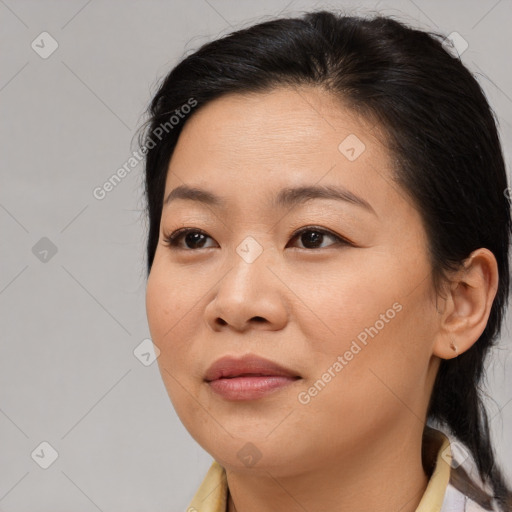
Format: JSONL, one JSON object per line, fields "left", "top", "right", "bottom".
{"left": 442, "top": 442, "right": 500, "bottom": 512}
{"left": 423, "top": 426, "right": 500, "bottom": 512}
{"left": 186, "top": 460, "right": 228, "bottom": 512}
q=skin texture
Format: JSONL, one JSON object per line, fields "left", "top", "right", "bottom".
{"left": 145, "top": 86, "right": 499, "bottom": 512}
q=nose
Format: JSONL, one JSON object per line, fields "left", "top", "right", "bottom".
{"left": 204, "top": 246, "right": 289, "bottom": 333}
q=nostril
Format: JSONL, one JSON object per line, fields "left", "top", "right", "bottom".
{"left": 252, "top": 316, "right": 266, "bottom": 323}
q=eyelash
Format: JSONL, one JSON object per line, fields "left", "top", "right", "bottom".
{"left": 161, "top": 226, "right": 352, "bottom": 251}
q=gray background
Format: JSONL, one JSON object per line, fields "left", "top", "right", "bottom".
{"left": 1, "top": 0, "right": 511, "bottom": 510}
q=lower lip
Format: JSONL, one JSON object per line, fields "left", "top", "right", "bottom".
{"left": 207, "top": 375, "right": 300, "bottom": 401}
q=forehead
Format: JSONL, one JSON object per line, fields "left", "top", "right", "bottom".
{"left": 175, "top": 86, "right": 373, "bottom": 155}
{"left": 163, "top": 86, "right": 409, "bottom": 220}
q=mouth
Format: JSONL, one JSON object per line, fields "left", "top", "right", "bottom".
{"left": 204, "top": 354, "right": 301, "bottom": 401}
{"left": 219, "top": 372, "right": 286, "bottom": 378}
{"left": 204, "top": 354, "right": 301, "bottom": 382}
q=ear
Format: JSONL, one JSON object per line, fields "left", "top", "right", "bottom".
{"left": 432, "top": 248, "right": 499, "bottom": 360}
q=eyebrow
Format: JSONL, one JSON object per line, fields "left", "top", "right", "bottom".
{"left": 163, "top": 183, "right": 376, "bottom": 216}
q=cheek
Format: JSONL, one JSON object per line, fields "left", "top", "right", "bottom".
{"left": 146, "top": 263, "right": 206, "bottom": 423}
{"left": 293, "top": 253, "right": 435, "bottom": 402}
{"left": 293, "top": 303, "right": 431, "bottom": 450}
{"left": 146, "top": 269, "right": 172, "bottom": 346}
{"left": 145, "top": 261, "right": 200, "bottom": 371}
{"left": 286, "top": 257, "right": 402, "bottom": 357}
{"left": 146, "top": 253, "right": 200, "bottom": 333}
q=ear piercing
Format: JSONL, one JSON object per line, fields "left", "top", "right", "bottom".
{"left": 449, "top": 337, "right": 459, "bottom": 358}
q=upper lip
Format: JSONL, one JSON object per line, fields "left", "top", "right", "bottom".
{"left": 204, "top": 354, "right": 301, "bottom": 381}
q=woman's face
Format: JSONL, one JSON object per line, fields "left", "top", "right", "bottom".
{"left": 145, "top": 86, "right": 442, "bottom": 475}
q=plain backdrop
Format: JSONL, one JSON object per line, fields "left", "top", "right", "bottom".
{"left": 1, "top": 0, "right": 511, "bottom": 510}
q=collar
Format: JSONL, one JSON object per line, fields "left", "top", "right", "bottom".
{"left": 186, "top": 427, "right": 454, "bottom": 512}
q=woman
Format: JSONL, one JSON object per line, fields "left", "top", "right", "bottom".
{"left": 140, "top": 10, "right": 512, "bottom": 512}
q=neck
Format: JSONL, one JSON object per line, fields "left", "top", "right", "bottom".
{"left": 226, "top": 423, "right": 431, "bottom": 512}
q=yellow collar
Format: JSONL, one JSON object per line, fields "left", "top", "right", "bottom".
{"left": 187, "top": 427, "right": 452, "bottom": 512}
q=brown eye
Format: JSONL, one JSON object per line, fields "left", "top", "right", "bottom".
{"left": 162, "top": 228, "right": 217, "bottom": 250}
{"left": 288, "top": 227, "right": 350, "bottom": 249}
{"left": 162, "top": 226, "right": 351, "bottom": 251}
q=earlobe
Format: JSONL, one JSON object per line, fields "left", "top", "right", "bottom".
{"left": 434, "top": 332, "right": 462, "bottom": 360}
{"left": 432, "top": 248, "right": 499, "bottom": 360}
{"left": 449, "top": 336, "right": 459, "bottom": 358}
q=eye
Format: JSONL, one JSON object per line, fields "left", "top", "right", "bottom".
{"left": 287, "top": 226, "right": 351, "bottom": 249}
{"left": 162, "top": 226, "right": 351, "bottom": 251}
{"left": 162, "top": 228, "right": 217, "bottom": 250}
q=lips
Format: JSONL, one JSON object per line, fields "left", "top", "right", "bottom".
{"left": 204, "top": 354, "right": 301, "bottom": 382}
